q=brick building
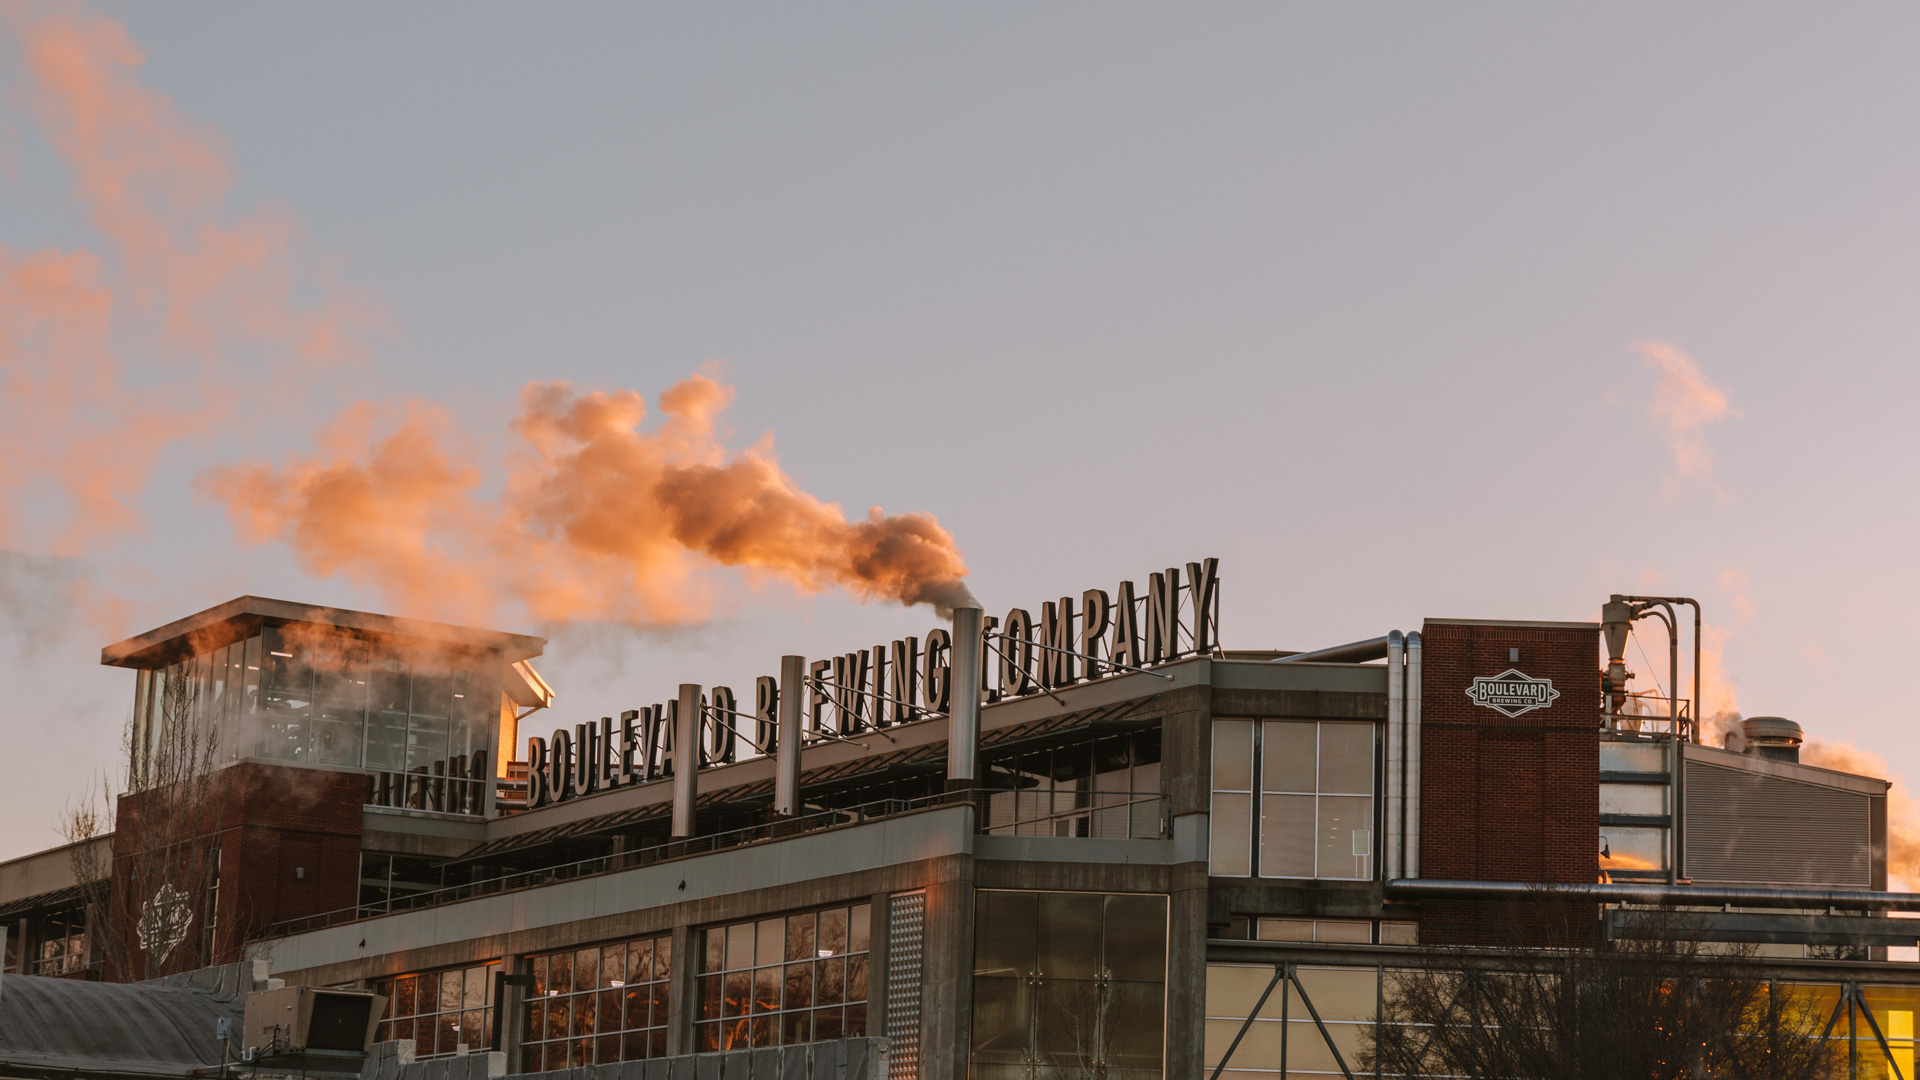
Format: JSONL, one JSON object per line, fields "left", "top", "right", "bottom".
{"left": 0, "top": 562, "right": 1916, "bottom": 1078}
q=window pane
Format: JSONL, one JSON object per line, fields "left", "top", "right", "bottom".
{"left": 602, "top": 946, "right": 626, "bottom": 988}
{"left": 575, "top": 949, "right": 598, "bottom": 993}
{"left": 1317, "top": 795, "right": 1372, "bottom": 880}
{"left": 849, "top": 903, "right": 870, "bottom": 953}
{"left": 757, "top": 919, "right": 783, "bottom": 967}
{"left": 1256, "top": 918, "right": 1314, "bottom": 942}
{"left": 1318, "top": 723, "right": 1374, "bottom": 795}
{"left": 1106, "top": 980, "right": 1167, "bottom": 1067}
{"left": 463, "top": 968, "right": 488, "bottom": 1009}
{"left": 818, "top": 908, "right": 848, "bottom": 956}
{"left": 785, "top": 912, "right": 816, "bottom": 962}
{"left": 1259, "top": 794, "right": 1315, "bottom": 878}
{"left": 1102, "top": 894, "right": 1167, "bottom": 981}
{"left": 1260, "top": 721, "right": 1316, "bottom": 793}
{"left": 975, "top": 891, "right": 1038, "bottom": 977}
{"left": 726, "top": 923, "right": 754, "bottom": 970}
{"left": 1212, "top": 720, "right": 1254, "bottom": 791}
{"left": 785, "top": 962, "right": 814, "bottom": 1010}
{"left": 1036, "top": 893, "right": 1101, "bottom": 980}
{"left": 1599, "top": 782, "right": 1666, "bottom": 816}
{"left": 1313, "top": 919, "right": 1372, "bottom": 943}
{"left": 1210, "top": 793, "right": 1252, "bottom": 876}
{"left": 970, "top": 976, "right": 1030, "bottom": 1058}
{"left": 1600, "top": 825, "right": 1668, "bottom": 873}
{"left": 1599, "top": 742, "right": 1668, "bottom": 773}
{"left": 653, "top": 936, "right": 671, "bottom": 981}
{"left": 364, "top": 657, "right": 410, "bottom": 772}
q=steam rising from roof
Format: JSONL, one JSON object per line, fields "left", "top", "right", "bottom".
{"left": 201, "top": 373, "right": 975, "bottom": 627}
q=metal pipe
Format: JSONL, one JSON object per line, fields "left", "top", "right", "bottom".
{"left": 1385, "top": 631, "right": 1405, "bottom": 881}
{"left": 775, "top": 656, "right": 803, "bottom": 818}
{"left": 948, "top": 607, "right": 983, "bottom": 790}
{"left": 1405, "top": 631, "right": 1422, "bottom": 879}
{"left": 1272, "top": 635, "right": 1392, "bottom": 664}
{"left": 672, "top": 683, "right": 700, "bottom": 838}
{"left": 1387, "top": 878, "right": 1920, "bottom": 912}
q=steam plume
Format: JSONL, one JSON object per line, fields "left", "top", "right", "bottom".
{"left": 0, "top": 8, "right": 366, "bottom": 564}
{"left": 1798, "top": 740, "right": 1920, "bottom": 892}
{"left": 202, "top": 374, "right": 975, "bottom": 626}
{"left": 1635, "top": 340, "right": 1738, "bottom": 497}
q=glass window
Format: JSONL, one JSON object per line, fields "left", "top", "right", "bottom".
{"left": 311, "top": 648, "right": 368, "bottom": 768}
{"left": 374, "top": 963, "right": 498, "bottom": 1060}
{"left": 1600, "top": 825, "right": 1668, "bottom": 875}
{"left": 697, "top": 903, "right": 872, "bottom": 1052}
{"left": 521, "top": 935, "right": 670, "bottom": 1069}
{"left": 970, "top": 891, "right": 1168, "bottom": 1077}
{"left": 1599, "top": 741, "right": 1668, "bottom": 774}
{"left": 259, "top": 626, "right": 313, "bottom": 761}
{"left": 1211, "top": 721, "right": 1255, "bottom": 876}
{"left": 1599, "top": 782, "right": 1666, "bottom": 816}
{"left": 1213, "top": 720, "right": 1377, "bottom": 881}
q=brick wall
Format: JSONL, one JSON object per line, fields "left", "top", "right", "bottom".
{"left": 109, "top": 762, "right": 363, "bottom": 978}
{"left": 1418, "top": 620, "right": 1600, "bottom": 943}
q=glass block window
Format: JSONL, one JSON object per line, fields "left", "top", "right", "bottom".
{"left": 374, "top": 963, "right": 499, "bottom": 1059}
{"left": 522, "top": 934, "right": 672, "bottom": 1071}
{"left": 1209, "top": 719, "right": 1376, "bottom": 880}
{"left": 696, "top": 902, "right": 872, "bottom": 1051}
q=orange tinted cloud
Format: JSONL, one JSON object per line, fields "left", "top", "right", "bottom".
{"left": 1635, "top": 340, "right": 1738, "bottom": 496}
{"left": 203, "top": 373, "right": 976, "bottom": 628}
{"left": 0, "top": 8, "right": 368, "bottom": 562}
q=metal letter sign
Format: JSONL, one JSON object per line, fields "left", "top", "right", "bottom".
{"left": 1465, "top": 668, "right": 1561, "bottom": 718}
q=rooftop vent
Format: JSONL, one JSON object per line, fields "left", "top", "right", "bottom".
{"left": 1741, "top": 716, "right": 1803, "bottom": 763}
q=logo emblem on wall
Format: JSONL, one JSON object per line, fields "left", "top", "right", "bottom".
{"left": 137, "top": 883, "right": 194, "bottom": 965}
{"left": 1465, "top": 669, "right": 1561, "bottom": 718}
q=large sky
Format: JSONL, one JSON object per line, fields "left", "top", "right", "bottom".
{"left": 3, "top": 4, "right": 1918, "bottom": 861}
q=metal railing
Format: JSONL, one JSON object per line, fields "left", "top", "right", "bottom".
{"left": 978, "top": 790, "right": 1168, "bottom": 839}
{"left": 268, "top": 786, "right": 1165, "bottom": 937}
{"left": 1603, "top": 694, "right": 1694, "bottom": 738}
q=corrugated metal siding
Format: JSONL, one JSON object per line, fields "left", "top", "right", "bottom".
{"left": 1685, "top": 761, "right": 1871, "bottom": 886}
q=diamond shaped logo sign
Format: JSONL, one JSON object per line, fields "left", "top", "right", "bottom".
{"left": 1465, "top": 668, "right": 1561, "bottom": 718}
{"left": 137, "top": 882, "right": 194, "bottom": 966}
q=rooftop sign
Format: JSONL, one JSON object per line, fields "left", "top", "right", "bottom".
{"left": 523, "top": 557, "right": 1221, "bottom": 808}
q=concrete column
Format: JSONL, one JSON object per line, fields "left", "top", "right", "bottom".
{"left": 673, "top": 684, "right": 701, "bottom": 838}
{"left": 665, "top": 923, "right": 697, "bottom": 1056}
{"left": 775, "top": 657, "right": 804, "bottom": 817}
{"left": 916, "top": 879, "right": 976, "bottom": 1080}
{"left": 1164, "top": 866, "right": 1210, "bottom": 1079}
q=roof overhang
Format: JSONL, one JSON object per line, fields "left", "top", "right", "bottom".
{"left": 100, "top": 596, "right": 547, "bottom": 669}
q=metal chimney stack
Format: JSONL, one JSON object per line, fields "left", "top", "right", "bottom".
{"left": 775, "top": 656, "right": 804, "bottom": 817}
{"left": 947, "top": 607, "right": 983, "bottom": 791}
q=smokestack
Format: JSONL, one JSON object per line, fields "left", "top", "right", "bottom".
{"left": 775, "top": 656, "right": 804, "bottom": 817}
{"left": 947, "top": 606, "right": 983, "bottom": 791}
{"left": 673, "top": 683, "right": 701, "bottom": 837}
{"left": 1743, "top": 716, "right": 1803, "bottom": 763}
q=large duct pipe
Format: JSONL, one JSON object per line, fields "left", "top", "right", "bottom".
{"left": 1405, "top": 630, "right": 1423, "bottom": 879}
{"left": 1388, "top": 877, "right": 1920, "bottom": 913}
{"left": 948, "top": 607, "right": 983, "bottom": 791}
{"left": 1384, "top": 631, "right": 1405, "bottom": 881}
{"left": 1272, "top": 635, "right": 1392, "bottom": 664}
{"left": 672, "top": 683, "right": 701, "bottom": 838}
{"left": 774, "top": 656, "right": 804, "bottom": 817}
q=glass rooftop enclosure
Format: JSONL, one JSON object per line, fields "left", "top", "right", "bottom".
{"left": 101, "top": 597, "right": 550, "bottom": 819}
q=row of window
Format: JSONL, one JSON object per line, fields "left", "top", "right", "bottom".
{"left": 132, "top": 625, "right": 496, "bottom": 806}
{"left": 377, "top": 903, "right": 874, "bottom": 1065}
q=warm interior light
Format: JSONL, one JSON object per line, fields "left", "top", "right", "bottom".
{"left": 270, "top": 651, "right": 293, "bottom": 658}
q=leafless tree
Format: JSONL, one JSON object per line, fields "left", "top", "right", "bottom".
{"left": 60, "top": 664, "right": 223, "bottom": 980}
{"left": 1363, "top": 903, "right": 1843, "bottom": 1080}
